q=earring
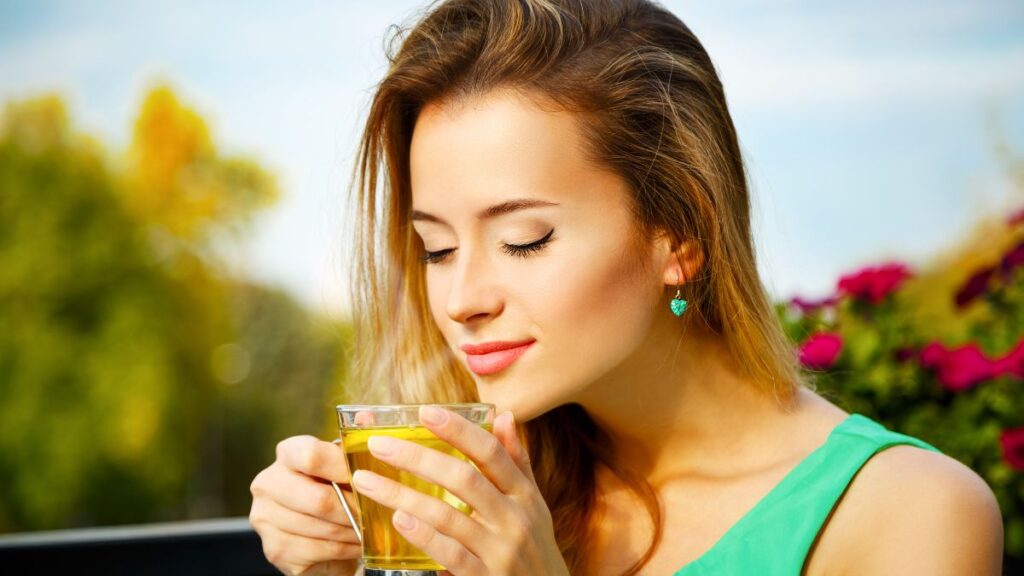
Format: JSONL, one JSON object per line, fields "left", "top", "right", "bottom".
{"left": 670, "top": 284, "right": 688, "bottom": 317}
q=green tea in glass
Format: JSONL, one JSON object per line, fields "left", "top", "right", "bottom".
{"left": 336, "top": 403, "right": 495, "bottom": 576}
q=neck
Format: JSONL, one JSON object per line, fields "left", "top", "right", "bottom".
{"left": 574, "top": 313, "right": 803, "bottom": 488}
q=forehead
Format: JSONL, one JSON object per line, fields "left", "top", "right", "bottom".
{"left": 408, "top": 88, "right": 611, "bottom": 214}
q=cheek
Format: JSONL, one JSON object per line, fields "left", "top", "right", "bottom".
{"left": 544, "top": 245, "right": 655, "bottom": 364}
{"left": 507, "top": 232, "right": 657, "bottom": 407}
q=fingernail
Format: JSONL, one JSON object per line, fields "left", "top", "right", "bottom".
{"left": 393, "top": 510, "right": 417, "bottom": 530}
{"left": 367, "top": 435, "right": 397, "bottom": 457}
{"left": 352, "top": 470, "right": 379, "bottom": 492}
{"left": 421, "top": 405, "right": 448, "bottom": 426}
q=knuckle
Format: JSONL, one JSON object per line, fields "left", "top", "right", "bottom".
{"left": 447, "top": 543, "right": 472, "bottom": 569}
{"left": 481, "top": 435, "right": 504, "bottom": 462}
{"left": 262, "top": 536, "right": 283, "bottom": 564}
{"left": 433, "top": 501, "right": 460, "bottom": 528}
{"left": 326, "top": 520, "right": 348, "bottom": 540}
{"left": 520, "top": 489, "right": 543, "bottom": 512}
{"left": 417, "top": 521, "right": 437, "bottom": 549}
{"left": 313, "top": 486, "right": 336, "bottom": 517}
{"left": 494, "top": 552, "right": 517, "bottom": 574}
{"left": 454, "top": 463, "right": 480, "bottom": 492}
{"left": 251, "top": 464, "right": 284, "bottom": 501}
{"left": 325, "top": 538, "right": 348, "bottom": 559}
{"left": 275, "top": 437, "right": 292, "bottom": 462}
{"left": 331, "top": 537, "right": 356, "bottom": 557}
{"left": 510, "top": 510, "right": 531, "bottom": 542}
{"left": 248, "top": 501, "right": 263, "bottom": 527}
{"left": 249, "top": 472, "right": 264, "bottom": 497}
{"left": 381, "top": 477, "right": 403, "bottom": 502}
{"left": 299, "top": 441, "right": 322, "bottom": 473}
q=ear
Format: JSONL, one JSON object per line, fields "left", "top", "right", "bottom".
{"left": 658, "top": 234, "right": 704, "bottom": 286}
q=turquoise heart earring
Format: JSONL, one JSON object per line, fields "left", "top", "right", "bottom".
{"left": 670, "top": 278, "right": 688, "bottom": 317}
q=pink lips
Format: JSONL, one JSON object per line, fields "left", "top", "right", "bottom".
{"left": 460, "top": 339, "right": 535, "bottom": 375}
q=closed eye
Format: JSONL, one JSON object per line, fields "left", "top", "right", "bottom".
{"left": 502, "top": 228, "right": 555, "bottom": 258}
{"left": 419, "top": 247, "right": 454, "bottom": 265}
{"left": 419, "top": 228, "right": 555, "bottom": 265}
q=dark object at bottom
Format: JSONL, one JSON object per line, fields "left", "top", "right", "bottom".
{"left": 0, "top": 518, "right": 278, "bottom": 575}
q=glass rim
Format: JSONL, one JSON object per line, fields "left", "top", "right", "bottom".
{"left": 335, "top": 402, "right": 493, "bottom": 411}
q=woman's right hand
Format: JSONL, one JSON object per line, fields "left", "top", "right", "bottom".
{"left": 250, "top": 435, "right": 362, "bottom": 576}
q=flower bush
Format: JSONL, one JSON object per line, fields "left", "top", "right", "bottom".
{"left": 779, "top": 208, "right": 1024, "bottom": 564}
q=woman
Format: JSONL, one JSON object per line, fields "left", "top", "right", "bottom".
{"left": 249, "top": 1, "right": 1005, "bottom": 574}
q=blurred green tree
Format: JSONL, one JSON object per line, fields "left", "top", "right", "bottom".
{"left": 0, "top": 86, "right": 346, "bottom": 532}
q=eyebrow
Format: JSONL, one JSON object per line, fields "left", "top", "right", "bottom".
{"left": 410, "top": 198, "right": 560, "bottom": 225}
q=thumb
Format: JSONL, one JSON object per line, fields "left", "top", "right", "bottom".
{"left": 277, "top": 435, "right": 351, "bottom": 484}
{"left": 495, "top": 410, "right": 534, "bottom": 482}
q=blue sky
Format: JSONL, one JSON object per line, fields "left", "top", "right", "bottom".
{"left": 2, "top": 0, "right": 1023, "bottom": 317}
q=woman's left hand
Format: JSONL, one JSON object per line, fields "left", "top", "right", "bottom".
{"left": 350, "top": 405, "right": 570, "bottom": 576}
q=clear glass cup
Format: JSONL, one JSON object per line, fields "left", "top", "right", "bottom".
{"left": 336, "top": 403, "right": 496, "bottom": 576}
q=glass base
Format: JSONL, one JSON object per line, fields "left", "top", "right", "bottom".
{"left": 362, "top": 565, "right": 438, "bottom": 569}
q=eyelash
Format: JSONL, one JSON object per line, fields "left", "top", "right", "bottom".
{"left": 419, "top": 229, "right": 555, "bottom": 265}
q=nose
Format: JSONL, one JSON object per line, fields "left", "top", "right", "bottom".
{"left": 445, "top": 244, "right": 503, "bottom": 325}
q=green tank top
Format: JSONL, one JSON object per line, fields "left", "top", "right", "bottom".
{"left": 672, "top": 413, "right": 943, "bottom": 575}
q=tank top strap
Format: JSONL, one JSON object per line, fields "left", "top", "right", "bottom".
{"left": 675, "top": 413, "right": 943, "bottom": 575}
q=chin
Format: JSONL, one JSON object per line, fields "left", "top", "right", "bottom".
{"left": 474, "top": 383, "right": 562, "bottom": 424}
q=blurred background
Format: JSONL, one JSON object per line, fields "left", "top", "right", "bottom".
{"left": 1, "top": 0, "right": 1023, "bottom": 568}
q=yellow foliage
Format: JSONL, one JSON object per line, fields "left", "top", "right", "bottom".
{"left": 900, "top": 199, "right": 1024, "bottom": 343}
{"left": 123, "top": 82, "right": 279, "bottom": 242}
{"left": 0, "top": 94, "right": 70, "bottom": 152}
{"left": 127, "top": 84, "right": 213, "bottom": 228}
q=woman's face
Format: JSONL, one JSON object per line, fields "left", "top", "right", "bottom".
{"left": 409, "top": 88, "right": 672, "bottom": 420}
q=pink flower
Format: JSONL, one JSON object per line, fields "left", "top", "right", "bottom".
{"left": 789, "top": 294, "right": 839, "bottom": 314}
{"left": 798, "top": 332, "right": 843, "bottom": 370}
{"left": 921, "top": 337, "right": 1024, "bottom": 391}
{"left": 918, "top": 343, "right": 944, "bottom": 365}
{"left": 999, "top": 426, "right": 1024, "bottom": 471}
{"left": 837, "top": 262, "right": 913, "bottom": 304}
{"left": 918, "top": 342, "right": 997, "bottom": 392}
{"left": 954, "top": 266, "right": 995, "bottom": 309}
{"left": 992, "top": 337, "right": 1024, "bottom": 379}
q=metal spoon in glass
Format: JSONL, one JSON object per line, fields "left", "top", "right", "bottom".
{"left": 330, "top": 438, "right": 363, "bottom": 545}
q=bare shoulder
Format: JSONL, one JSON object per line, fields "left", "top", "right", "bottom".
{"left": 839, "top": 444, "right": 1004, "bottom": 575}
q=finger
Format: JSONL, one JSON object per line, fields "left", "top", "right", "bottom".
{"left": 264, "top": 461, "right": 357, "bottom": 526}
{"left": 349, "top": 468, "right": 488, "bottom": 559}
{"left": 418, "top": 405, "right": 531, "bottom": 495}
{"left": 363, "top": 434, "right": 509, "bottom": 521}
{"left": 494, "top": 410, "right": 536, "bottom": 483}
{"left": 251, "top": 494, "right": 360, "bottom": 545}
{"left": 354, "top": 410, "right": 375, "bottom": 426}
{"left": 391, "top": 509, "right": 488, "bottom": 576}
{"left": 277, "top": 435, "right": 351, "bottom": 484}
{"left": 258, "top": 523, "right": 360, "bottom": 570}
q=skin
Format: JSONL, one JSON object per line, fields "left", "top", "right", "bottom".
{"left": 249, "top": 87, "right": 1004, "bottom": 575}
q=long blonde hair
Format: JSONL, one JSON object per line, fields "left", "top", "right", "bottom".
{"left": 344, "top": 1, "right": 809, "bottom": 573}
